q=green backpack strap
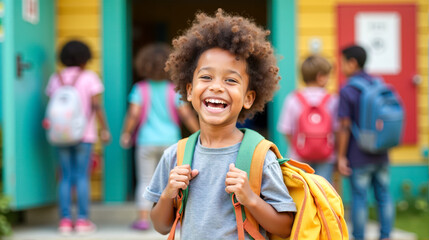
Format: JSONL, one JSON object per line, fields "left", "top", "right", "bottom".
{"left": 181, "top": 129, "right": 264, "bottom": 212}
{"left": 235, "top": 128, "right": 265, "bottom": 174}
{"left": 172, "top": 128, "right": 266, "bottom": 240}
{"left": 168, "top": 130, "right": 200, "bottom": 240}
{"left": 233, "top": 128, "right": 265, "bottom": 240}
{"left": 179, "top": 130, "right": 200, "bottom": 213}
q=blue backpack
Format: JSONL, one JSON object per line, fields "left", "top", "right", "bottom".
{"left": 348, "top": 76, "right": 404, "bottom": 153}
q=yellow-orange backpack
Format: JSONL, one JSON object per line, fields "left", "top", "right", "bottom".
{"left": 169, "top": 128, "right": 349, "bottom": 240}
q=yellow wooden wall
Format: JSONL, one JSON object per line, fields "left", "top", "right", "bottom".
{"left": 57, "top": 0, "right": 102, "bottom": 200}
{"left": 297, "top": 0, "right": 428, "bottom": 164}
{"left": 57, "top": 0, "right": 101, "bottom": 74}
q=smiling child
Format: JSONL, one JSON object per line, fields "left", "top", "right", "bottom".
{"left": 143, "top": 9, "right": 296, "bottom": 239}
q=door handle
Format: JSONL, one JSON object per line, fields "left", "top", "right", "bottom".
{"left": 16, "top": 54, "right": 32, "bottom": 78}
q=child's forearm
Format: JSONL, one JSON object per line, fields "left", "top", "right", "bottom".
{"left": 244, "top": 197, "right": 294, "bottom": 238}
{"left": 178, "top": 104, "right": 199, "bottom": 133}
{"left": 122, "top": 113, "right": 138, "bottom": 135}
{"left": 150, "top": 194, "right": 177, "bottom": 235}
{"left": 122, "top": 104, "right": 141, "bottom": 135}
{"left": 91, "top": 95, "right": 109, "bottom": 132}
{"left": 95, "top": 108, "right": 108, "bottom": 129}
{"left": 337, "top": 118, "right": 351, "bottom": 158}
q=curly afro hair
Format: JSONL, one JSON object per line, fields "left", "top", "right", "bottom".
{"left": 165, "top": 9, "right": 280, "bottom": 121}
{"left": 134, "top": 43, "right": 172, "bottom": 80}
{"left": 60, "top": 40, "right": 92, "bottom": 67}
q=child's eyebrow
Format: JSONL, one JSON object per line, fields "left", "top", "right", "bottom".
{"left": 197, "top": 67, "right": 243, "bottom": 80}
{"left": 226, "top": 70, "right": 243, "bottom": 80}
{"left": 197, "top": 67, "right": 213, "bottom": 73}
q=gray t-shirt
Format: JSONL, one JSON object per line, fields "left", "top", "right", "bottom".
{"left": 144, "top": 139, "right": 297, "bottom": 240}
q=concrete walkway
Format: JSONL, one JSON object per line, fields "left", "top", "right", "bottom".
{"left": 6, "top": 221, "right": 418, "bottom": 240}
{"left": 6, "top": 224, "right": 167, "bottom": 240}
{"left": 5, "top": 203, "right": 417, "bottom": 240}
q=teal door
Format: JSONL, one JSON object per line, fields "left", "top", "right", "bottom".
{"left": 269, "top": 0, "right": 296, "bottom": 155}
{"left": 2, "top": 0, "right": 56, "bottom": 209}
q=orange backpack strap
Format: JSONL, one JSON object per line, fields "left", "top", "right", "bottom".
{"left": 240, "top": 139, "right": 284, "bottom": 238}
{"left": 233, "top": 129, "right": 285, "bottom": 240}
{"left": 167, "top": 137, "right": 188, "bottom": 240}
{"left": 286, "top": 159, "right": 315, "bottom": 174}
{"left": 168, "top": 130, "right": 201, "bottom": 240}
{"left": 176, "top": 138, "right": 188, "bottom": 166}
{"left": 249, "top": 139, "right": 283, "bottom": 195}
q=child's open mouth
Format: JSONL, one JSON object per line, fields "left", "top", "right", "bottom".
{"left": 204, "top": 98, "right": 228, "bottom": 111}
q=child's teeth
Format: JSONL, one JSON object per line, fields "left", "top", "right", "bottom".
{"left": 206, "top": 99, "right": 225, "bottom": 104}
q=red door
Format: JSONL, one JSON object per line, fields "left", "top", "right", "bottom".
{"left": 337, "top": 4, "right": 417, "bottom": 144}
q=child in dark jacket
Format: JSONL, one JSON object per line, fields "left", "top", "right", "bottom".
{"left": 337, "top": 45, "right": 393, "bottom": 240}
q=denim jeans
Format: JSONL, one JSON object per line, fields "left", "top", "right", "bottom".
{"left": 57, "top": 142, "right": 93, "bottom": 219}
{"left": 349, "top": 162, "right": 394, "bottom": 240}
{"left": 308, "top": 162, "right": 335, "bottom": 184}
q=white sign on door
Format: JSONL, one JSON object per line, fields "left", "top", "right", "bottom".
{"left": 22, "top": 0, "right": 39, "bottom": 25}
{"left": 355, "top": 12, "right": 401, "bottom": 74}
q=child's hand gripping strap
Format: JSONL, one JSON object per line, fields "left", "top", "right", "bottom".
{"left": 233, "top": 129, "right": 268, "bottom": 240}
{"left": 168, "top": 131, "right": 200, "bottom": 240}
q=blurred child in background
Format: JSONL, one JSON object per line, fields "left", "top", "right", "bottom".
{"left": 337, "top": 45, "right": 394, "bottom": 240}
{"left": 45, "top": 40, "right": 110, "bottom": 235}
{"left": 277, "top": 55, "right": 338, "bottom": 183}
{"left": 120, "top": 43, "right": 199, "bottom": 230}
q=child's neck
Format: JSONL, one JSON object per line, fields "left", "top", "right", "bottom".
{"left": 347, "top": 68, "right": 362, "bottom": 77}
{"left": 199, "top": 124, "right": 243, "bottom": 148}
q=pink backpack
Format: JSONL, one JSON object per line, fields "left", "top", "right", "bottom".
{"left": 132, "top": 81, "right": 180, "bottom": 143}
{"left": 293, "top": 92, "right": 334, "bottom": 162}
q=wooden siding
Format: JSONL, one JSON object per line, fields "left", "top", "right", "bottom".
{"left": 297, "top": 0, "right": 428, "bottom": 164}
{"left": 57, "top": 0, "right": 102, "bottom": 200}
{"left": 57, "top": 0, "right": 101, "bottom": 74}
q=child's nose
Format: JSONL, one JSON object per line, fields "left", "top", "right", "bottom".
{"left": 209, "top": 78, "right": 224, "bottom": 92}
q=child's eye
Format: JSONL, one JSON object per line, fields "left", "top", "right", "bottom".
{"left": 226, "top": 78, "right": 238, "bottom": 83}
{"left": 200, "top": 75, "right": 212, "bottom": 80}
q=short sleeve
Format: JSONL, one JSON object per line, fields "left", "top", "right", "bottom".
{"left": 260, "top": 151, "right": 297, "bottom": 212}
{"left": 143, "top": 144, "right": 178, "bottom": 203}
{"left": 128, "top": 84, "right": 142, "bottom": 105}
{"left": 86, "top": 71, "right": 104, "bottom": 96}
{"left": 277, "top": 94, "right": 298, "bottom": 135}
{"left": 45, "top": 74, "right": 58, "bottom": 97}
{"left": 338, "top": 87, "right": 352, "bottom": 119}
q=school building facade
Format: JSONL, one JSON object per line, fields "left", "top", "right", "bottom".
{"left": 0, "top": 0, "right": 427, "bottom": 210}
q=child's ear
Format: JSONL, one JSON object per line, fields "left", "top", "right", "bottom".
{"left": 349, "top": 58, "right": 360, "bottom": 71}
{"left": 186, "top": 83, "right": 193, "bottom": 102}
{"left": 243, "top": 90, "right": 256, "bottom": 109}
